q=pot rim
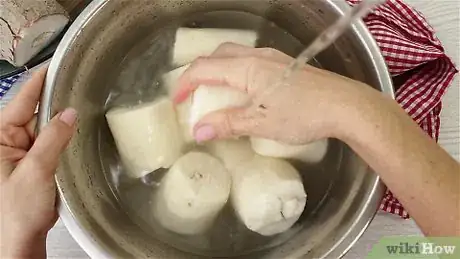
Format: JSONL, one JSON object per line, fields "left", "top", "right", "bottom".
{"left": 38, "top": 0, "right": 393, "bottom": 258}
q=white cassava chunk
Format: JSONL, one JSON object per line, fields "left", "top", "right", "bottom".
{"left": 231, "top": 155, "right": 307, "bottom": 236}
{"left": 189, "top": 86, "right": 249, "bottom": 135}
{"left": 106, "top": 98, "right": 185, "bottom": 178}
{"left": 250, "top": 138, "right": 329, "bottom": 163}
{"left": 0, "top": 0, "right": 69, "bottom": 66}
{"left": 153, "top": 151, "right": 231, "bottom": 235}
{"left": 162, "top": 69, "right": 249, "bottom": 143}
{"left": 162, "top": 65, "right": 194, "bottom": 144}
{"left": 175, "top": 99, "right": 194, "bottom": 145}
{"left": 205, "top": 139, "right": 255, "bottom": 170}
{"left": 162, "top": 64, "right": 190, "bottom": 98}
{"left": 173, "top": 28, "right": 257, "bottom": 66}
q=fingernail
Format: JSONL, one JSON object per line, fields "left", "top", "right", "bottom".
{"left": 59, "top": 108, "right": 77, "bottom": 126}
{"left": 195, "top": 125, "right": 216, "bottom": 142}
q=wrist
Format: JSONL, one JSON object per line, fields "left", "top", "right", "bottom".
{"left": 325, "top": 81, "right": 392, "bottom": 143}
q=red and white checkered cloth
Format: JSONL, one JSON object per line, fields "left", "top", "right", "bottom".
{"left": 347, "top": 0, "right": 458, "bottom": 218}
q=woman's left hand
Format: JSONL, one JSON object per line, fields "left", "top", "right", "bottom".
{"left": 0, "top": 68, "right": 77, "bottom": 258}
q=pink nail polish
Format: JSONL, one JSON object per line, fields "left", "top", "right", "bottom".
{"left": 59, "top": 108, "right": 78, "bottom": 126}
{"left": 195, "top": 125, "right": 216, "bottom": 142}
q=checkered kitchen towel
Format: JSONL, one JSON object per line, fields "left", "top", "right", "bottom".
{"left": 0, "top": 74, "right": 20, "bottom": 99}
{"left": 348, "top": 0, "right": 458, "bottom": 218}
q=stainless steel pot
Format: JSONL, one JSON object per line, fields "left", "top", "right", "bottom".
{"left": 38, "top": 0, "right": 393, "bottom": 258}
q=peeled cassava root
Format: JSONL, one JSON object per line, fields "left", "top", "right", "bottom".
{"left": 189, "top": 86, "right": 249, "bottom": 133}
{"left": 250, "top": 138, "right": 329, "bottom": 164}
{"left": 162, "top": 64, "right": 194, "bottom": 144}
{"left": 162, "top": 62, "right": 326, "bottom": 165}
{"left": 163, "top": 64, "right": 190, "bottom": 97}
{"left": 185, "top": 80, "right": 327, "bottom": 164}
{"left": 153, "top": 151, "right": 231, "bottom": 235}
{"left": 106, "top": 98, "right": 185, "bottom": 178}
{"left": 231, "top": 155, "right": 307, "bottom": 236}
{"left": 173, "top": 28, "right": 257, "bottom": 66}
{"left": 205, "top": 139, "right": 307, "bottom": 236}
{"left": 205, "top": 139, "right": 255, "bottom": 170}
{"left": 0, "top": 0, "right": 69, "bottom": 67}
{"left": 161, "top": 65, "right": 250, "bottom": 145}
{"left": 163, "top": 27, "right": 257, "bottom": 142}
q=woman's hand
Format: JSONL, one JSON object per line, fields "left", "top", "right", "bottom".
{"left": 177, "top": 44, "right": 460, "bottom": 236}
{"left": 175, "top": 43, "right": 373, "bottom": 144}
{"left": 0, "top": 68, "right": 77, "bottom": 258}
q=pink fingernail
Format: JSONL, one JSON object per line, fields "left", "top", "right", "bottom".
{"left": 195, "top": 125, "right": 216, "bottom": 142}
{"left": 59, "top": 108, "right": 77, "bottom": 126}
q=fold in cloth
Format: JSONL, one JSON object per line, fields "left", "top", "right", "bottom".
{"left": 348, "top": 0, "right": 458, "bottom": 218}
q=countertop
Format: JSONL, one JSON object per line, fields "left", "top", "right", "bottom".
{"left": 1, "top": 0, "right": 458, "bottom": 258}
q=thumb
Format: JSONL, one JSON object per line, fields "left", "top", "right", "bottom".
{"left": 193, "top": 107, "right": 255, "bottom": 142}
{"left": 13, "top": 108, "right": 77, "bottom": 182}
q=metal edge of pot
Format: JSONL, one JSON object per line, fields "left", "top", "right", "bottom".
{"left": 38, "top": 0, "right": 394, "bottom": 258}
{"left": 38, "top": 0, "right": 113, "bottom": 258}
{"left": 315, "top": 1, "right": 393, "bottom": 257}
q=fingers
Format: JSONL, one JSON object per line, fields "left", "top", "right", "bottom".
{"left": 193, "top": 107, "right": 262, "bottom": 142}
{"left": 174, "top": 57, "right": 252, "bottom": 103}
{"left": 0, "top": 125, "right": 33, "bottom": 150}
{"left": 0, "top": 145, "right": 27, "bottom": 162}
{"left": 0, "top": 146, "right": 27, "bottom": 183}
{"left": 1, "top": 67, "right": 47, "bottom": 126}
{"left": 175, "top": 56, "right": 282, "bottom": 104}
{"left": 12, "top": 108, "right": 77, "bottom": 182}
{"left": 174, "top": 45, "right": 291, "bottom": 104}
{"left": 173, "top": 44, "right": 292, "bottom": 104}
{"left": 210, "top": 43, "right": 293, "bottom": 64}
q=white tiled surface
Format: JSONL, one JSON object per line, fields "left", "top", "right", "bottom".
{"left": 1, "top": 1, "right": 458, "bottom": 258}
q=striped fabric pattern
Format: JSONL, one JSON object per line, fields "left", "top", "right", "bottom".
{"left": 348, "top": 0, "right": 458, "bottom": 218}
{"left": 0, "top": 74, "right": 21, "bottom": 99}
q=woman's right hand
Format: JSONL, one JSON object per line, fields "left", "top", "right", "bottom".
{"left": 175, "top": 43, "right": 376, "bottom": 144}
{"left": 175, "top": 43, "right": 460, "bottom": 237}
